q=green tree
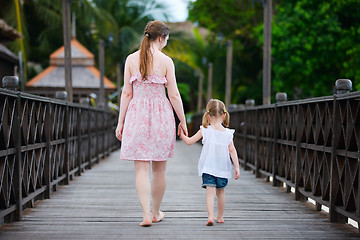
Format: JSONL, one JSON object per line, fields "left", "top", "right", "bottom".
{"left": 188, "top": 0, "right": 264, "bottom": 105}
{"left": 269, "top": 0, "right": 360, "bottom": 99}
{"left": 0, "top": 0, "right": 167, "bottom": 83}
{"left": 164, "top": 27, "right": 225, "bottom": 112}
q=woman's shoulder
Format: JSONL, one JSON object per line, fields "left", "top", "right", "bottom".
{"left": 127, "top": 51, "right": 140, "bottom": 62}
{"left": 156, "top": 51, "right": 173, "bottom": 65}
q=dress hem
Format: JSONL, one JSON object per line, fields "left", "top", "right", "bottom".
{"left": 120, "top": 158, "right": 168, "bottom": 162}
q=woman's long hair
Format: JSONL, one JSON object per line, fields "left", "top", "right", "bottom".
{"left": 139, "top": 20, "right": 170, "bottom": 80}
{"left": 202, "top": 99, "right": 230, "bottom": 128}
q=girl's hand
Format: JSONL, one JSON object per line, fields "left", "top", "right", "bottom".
{"left": 115, "top": 123, "right": 123, "bottom": 141}
{"left": 178, "top": 121, "right": 188, "bottom": 136}
{"left": 234, "top": 167, "right": 240, "bottom": 180}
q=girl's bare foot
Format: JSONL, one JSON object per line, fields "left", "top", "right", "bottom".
{"left": 152, "top": 211, "right": 165, "bottom": 223}
{"left": 139, "top": 218, "right": 152, "bottom": 227}
{"left": 206, "top": 218, "right": 214, "bottom": 226}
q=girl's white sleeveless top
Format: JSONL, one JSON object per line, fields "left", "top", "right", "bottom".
{"left": 198, "top": 126, "right": 235, "bottom": 179}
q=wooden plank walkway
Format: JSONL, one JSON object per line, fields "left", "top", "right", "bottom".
{"left": 0, "top": 141, "right": 359, "bottom": 239}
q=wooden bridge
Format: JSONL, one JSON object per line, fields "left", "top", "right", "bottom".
{"left": 0, "top": 141, "right": 359, "bottom": 239}
{"left": 1, "top": 79, "right": 360, "bottom": 239}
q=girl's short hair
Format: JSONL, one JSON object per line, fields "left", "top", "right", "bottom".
{"left": 202, "top": 99, "right": 230, "bottom": 128}
{"left": 139, "top": 20, "right": 170, "bottom": 80}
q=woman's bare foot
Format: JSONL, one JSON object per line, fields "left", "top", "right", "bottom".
{"left": 152, "top": 211, "right": 165, "bottom": 223}
{"left": 139, "top": 218, "right": 152, "bottom": 227}
{"left": 215, "top": 217, "right": 224, "bottom": 223}
{"left": 205, "top": 218, "right": 214, "bottom": 226}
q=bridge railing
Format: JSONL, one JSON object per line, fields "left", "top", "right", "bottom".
{"left": 190, "top": 79, "right": 359, "bottom": 227}
{"left": 0, "top": 81, "right": 120, "bottom": 223}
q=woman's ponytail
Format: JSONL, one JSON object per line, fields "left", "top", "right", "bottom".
{"left": 139, "top": 21, "right": 169, "bottom": 81}
{"left": 139, "top": 34, "right": 151, "bottom": 80}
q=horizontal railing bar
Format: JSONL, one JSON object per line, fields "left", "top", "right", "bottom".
{"left": 21, "top": 186, "right": 47, "bottom": 206}
{"left": 0, "top": 205, "right": 16, "bottom": 218}
{"left": 0, "top": 148, "right": 16, "bottom": 157}
{"left": 20, "top": 143, "right": 47, "bottom": 152}
{"left": 51, "top": 175, "right": 67, "bottom": 186}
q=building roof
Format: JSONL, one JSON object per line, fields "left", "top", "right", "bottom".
{"left": 27, "top": 66, "right": 115, "bottom": 88}
{"left": 50, "top": 38, "right": 95, "bottom": 66}
{"left": 27, "top": 38, "right": 115, "bottom": 89}
{"left": 0, "top": 19, "right": 22, "bottom": 41}
{"left": 0, "top": 43, "right": 19, "bottom": 63}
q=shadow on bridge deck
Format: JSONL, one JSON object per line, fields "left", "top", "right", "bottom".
{"left": 0, "top": 141, "right": 358, "bottom": 239}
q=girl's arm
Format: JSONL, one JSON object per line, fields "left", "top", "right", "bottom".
{"left": 180, "top": 129, "right": 202, "bottom": 145}
{"left": 115, "top": 56, "right": 133, "bottom": 141}
{"left": 229, "top": 141, "right": 240, "bottom": 179}
{"left": 165, "top": 56, "right": 188, "bottom": 136}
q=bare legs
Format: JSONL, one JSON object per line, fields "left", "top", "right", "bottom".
{"left": 205, "top": 187, "right": 225, "bottom": 226}
{"left": 216, "top": 188, "right": 225, "bottom": 223}
{"left": 152, "top": 161, "right": 166, "bottom": 221}
{"left": 134, "top": 161, "right": 166, "bottom": 226}
{"left": 206, "top": 187, "right": 216, "bottom": 225}
{"left": 134, "top": 161, "right": 152, "bottom": 226}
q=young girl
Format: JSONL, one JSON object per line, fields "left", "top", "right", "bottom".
{"left": 180, "top": 99, "right": 240, "bottom": 226}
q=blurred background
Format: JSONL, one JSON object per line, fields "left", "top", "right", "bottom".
{"left": 0, "top": 0, "right": 359, "bottom": 114}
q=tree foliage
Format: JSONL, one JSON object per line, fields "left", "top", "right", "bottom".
{"left": 269, "top": 0, "right": 360, "bottom": 99}
{"left": 0, "top": 0, "right": 168, "bottom": 81}
{"left": 189, "top": 0, "right": 360, "bottom": 102}
{"left": 188, "top": 0, "right": 264, "bottom": 104}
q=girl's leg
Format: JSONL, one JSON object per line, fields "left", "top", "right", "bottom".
{"left": 216, "top": 188, "right": 225, "bottom": 223}
{"left": 151, "top": 161, "right": 167, "bottom": 222}
{"left": 134, "top": 161, "right": 152, "bottom": 226}
{"left": 206, "top": 186, "right": 216, "bottom": 226}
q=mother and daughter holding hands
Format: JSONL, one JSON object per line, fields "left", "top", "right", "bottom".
{"left": 115, "top": 20, "right": 240, "bottom": 227}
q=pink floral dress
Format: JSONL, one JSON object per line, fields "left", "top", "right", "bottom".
{"left": 120, "top": 65, "right": 176, "bottom": 161}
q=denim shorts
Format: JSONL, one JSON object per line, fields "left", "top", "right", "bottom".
{"left": 202, "top": 173, "right": 228, "bottom": 189}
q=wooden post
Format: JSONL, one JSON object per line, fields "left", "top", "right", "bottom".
{"left": 116, "top": 62, "right": 122, "bottom": 107}
{"left": 262, "top": 0, "right": 272, "bottom": 105}
{"left": 14, "top": 92, "right": 22, "bottom": 221}
{"left": 295, "top": 104, "right": 306, "bottom": 201}
{"left": 99, "top": 40, "right": 105, "bottom": 107}
{"left": 225, "top": 40, "right": 233, "bottom": 107}
{"left": 44, "top": 102, "right": 51, "bottom": 199}
{"left": 197, "top": 71, "right": 204, "bottom": 113}
{"left": 272, "top": 102, "right": 281, "bottom": 187}
{"left": 77, "top": 108, "right": 82, "bottom": 176}
{"left": 207, "top": 62, "right": 213, "bottom": 103}
{"left": 329, "top": 79, "right": 351, "bottom": 222}
{"left": 18, "top": 51, "right": 24, "bottom": 91}
{"left": 87, "top": 108, "right": 92, "bottom": 169}
{"left": 244, "top": 100, "right": 255, "bottom": 171}
{"left": 62, "top": 0, "right": 73, "bottom": 102}
{"left": 255, "top": 109, "right": 260, "bottom": 177}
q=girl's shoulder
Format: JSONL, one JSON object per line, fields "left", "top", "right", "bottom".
{"left": 225, "top": 127, "right": 235, "bottom": 135}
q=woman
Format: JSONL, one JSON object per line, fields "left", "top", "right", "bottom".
{"left": 115, "top": 20, "right": 188, "bottom": 227}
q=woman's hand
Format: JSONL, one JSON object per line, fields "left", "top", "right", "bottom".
{"left": 115, "top": 123, "right": 123, "bottom": 141}
{"left": 178, "top": 121, "right": 188, "bottom": 136}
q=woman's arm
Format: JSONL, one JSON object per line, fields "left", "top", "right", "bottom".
{"left": 165, "top": 56, "right": 188, "bottom": 136}
{"left": 115, "top": 56, "right": 133, "bottom": 141}
{"left": 180, "top": 129, "right": 202, "bottom": 145}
